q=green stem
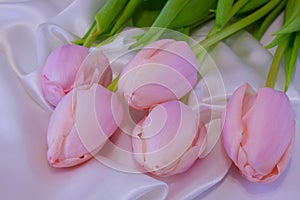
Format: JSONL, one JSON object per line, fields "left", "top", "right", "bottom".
{"left": 107, "top": 74, "right": 120, "bottom": 92}
{"left": 83, "top": 27, "right": 98, "bottom": 47}
{"left": 284, "top": 32, "right": 300, "bottom": 91}
{"left": 81, "top": 0, "right": 129, "bottom": 47}
{"left": 227, "top": 0, "right": 250, "bottom": 20}
{"left": 130, "top": 0, "right": 192, "bottom": 49}
{"left": 208, "top": 0, "right": 250, "bottom": 36}
{"left": 253, "top": 0, "right": 286, "bottom": 40}
{"left": 73, "top": 21, "right": 96, "bottom": 45}
{"left": 265, "top": 40, "right": 288, "bottom": 88}
{"left": 198, "top": 0, "right": 281, "bottom": 52}
{"left": 110, "top": 0, "right": 143, "bottom": 36}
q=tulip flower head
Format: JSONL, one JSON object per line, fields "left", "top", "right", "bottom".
{"left": 47, "top": 84, "right": 124, "bottom": 167}
{"left": 41, "top": 44, "right": 112, "bottom": 107}
{"left": 118, "top": 39, "right": 198, "bottom": 110}
{"left": 132, "top": 100, "right": 207, "bottom": 176}
{"left": 222, "top": 83, "right": 295, "bottom": 182}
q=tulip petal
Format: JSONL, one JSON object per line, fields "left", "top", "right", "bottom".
{"left": 41, "top": 44, "right": 89, "bottom": 106}
{"left": 139, "top": 40, "right": 198, "bottom": 87}
{"left": 48, "top": 126, "right": 93, "bottom": 167}
{"left": 47, "top": 90, "right": 89, "bottom": 167}
{"left": 47, "top": 84, "right": 124, "bottom": 168}
{"left": 242, "top": 87, "right": 295, "bottom": 176}
{"left": 43, "top": 44, "right": 88, "bottom": 88}
{"left": 222, "top": 83, "right": 254, "bottom": 161}
{"left": 132, "top": 100, "right": 204, "bottom": 176}
{"left": 119, "top": 63, "right": 195, "bottom": 110}
{"left": 74, "top": 50, "right": 112, "bottom": 88}
{"left": 119, "top": 39, "right": 198, "bottom": 110}
{"left": 222, "top": 83, "right": 295, "bottom": 183}
{"left": 41, "top": 75, "right": 65, "bottom": 106}
{"left": 74, "top": 84, "right": 124, "bottom": 154}
{"left": 271, "top": 130, "right": 296, "bottom": 182}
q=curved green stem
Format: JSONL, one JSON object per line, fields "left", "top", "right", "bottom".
{"left": 265, "top": 40, "right": 288, "bottom": 88}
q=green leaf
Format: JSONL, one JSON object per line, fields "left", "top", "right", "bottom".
{"left": 253, "top": 0, "right": 286, "bottom": 40}
{"left": 199, "top": 0, "right": 281, "bottom": 50}
{"left": 131, "top": 0, "right": 217, "bottom": 48}
{"left": 132, "top": 10, "right": 161, "bottom": 27}
{"left": 265, "top": 33, "right": 290, "bottom": 48}
{"left": 208, "top": 0, "right": 250, "bottom": 36}
{"left": 284, "top": 0, "right": 299, "bottom": 22}
{"left": 95, "top": 0, "right": 129, "bottom": 34}
{"left": 238, "top": 0, "right": 269, "bottom": 13}
{"left": 283, "top": 34, "right": 293, "bottom": 79}
{"left": 130, "top": 0, "right": 193, "bottom": 48}
{"left": 131, "top": 0, "right": 167, "bottom": 27}
{"left": 82, "top": 0, "right": 129, "bottom": 47}
{"left": 170, "top": 0, "right": 218, "bottom": 29}
{"left": 110, "top": 0, "right": 143, "bottom": 35}
{"left": 267, "top": 0, "right": 300, "bottom": 90}
{"left": 284, "top": 32, "right": 300, "bottom": 91}
{"left": 227, "top": 0, "right": 250, "bottom": 20}
{"left": 216, "top": 0, "right": 234, "bottom": 27}
{"left": 273, "top": 0, "right": 300, "bottom": 35}
{"left": 140, "top": 0, "right": 168, "bottom": 11}
{"left": 72, "top": 21, "right": 96, "bottom": 45}
{"left": 265, "top": 39, "right": 289, "bottom": 89}
{"left": 274, "top": 12, "right": 300, "bottom": 34}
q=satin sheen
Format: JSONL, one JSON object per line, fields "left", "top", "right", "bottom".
{"left": 0, "top": 1, "right": 299, "bottom": 200}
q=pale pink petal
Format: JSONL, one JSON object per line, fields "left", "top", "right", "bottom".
{"left": 132, "top": 100, "right": 200, "bottom": 176}
{"left": 41, "top": 76, "right": 65, "bottom": 106}
{"left": 47, "top": 84, "right": 124, "bottom": 168}
{"left": 242, "top": 88, "right": 295, "bottom": 175}
{"left": 47, "top": 90, "right": 77, "bottom": 166}
{"left": 43, "top": 44, "right": 88, "bottom": 88}
{"left": 127, "top": 83, "right": 177, "bottom": 110}
{"left": 74, "top": 50, "right": 112, "bottom": 88}
{"left": 222, "top": 83, "right": 249, "bottom": 161}
{"left": 74, "top": 84, "right": 124, "bottom": 153}
{"left": 119, "top": 39, "right": 197, "bottom": 110}
{"left": 119, "top": 63, "right": 195, "bottom": 110}
{"left": 222, "top": 83, "right": 295, "bottom": 183}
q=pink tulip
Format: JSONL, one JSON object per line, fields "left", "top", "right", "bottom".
{"left": 47, "top": 84, "right": 124, "bottom": 167}
{"left": 222, "top": 83, "right": 295, "bottom": 182}
{"left": 41, "top": 44, "right": 112, "bottom": 107}
{"left": 132, "top": 100, "right": 207, "bottom": 176}
{"left": 118, "top": 39, "right": 198, "bottom": 111}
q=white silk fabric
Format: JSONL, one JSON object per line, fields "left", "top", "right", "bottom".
{"left": 0, "top": 0, "right": 299, "bottom": 200}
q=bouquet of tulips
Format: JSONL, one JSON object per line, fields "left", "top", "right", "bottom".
{"left": 41, "top": 0, "right": 299, "bottom": 183}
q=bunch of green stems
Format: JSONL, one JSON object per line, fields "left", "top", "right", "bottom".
{"left": 75, "top": 0, "right": 300, "bottom": 91}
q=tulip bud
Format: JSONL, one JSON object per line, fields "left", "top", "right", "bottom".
{"left": 222, "top": 83, "right": 295, "bottom": 182}
{"left": 118, "top": 39, "right": 198, "bottom": 110}
{"left": 41, "top": 44, "right": 112, "bottom": 107}
{"left": 132, "top": 100, "right": 207, "bottom": 176}
{"left": 47, "top": 84, "right": 124, "bottom": 167}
